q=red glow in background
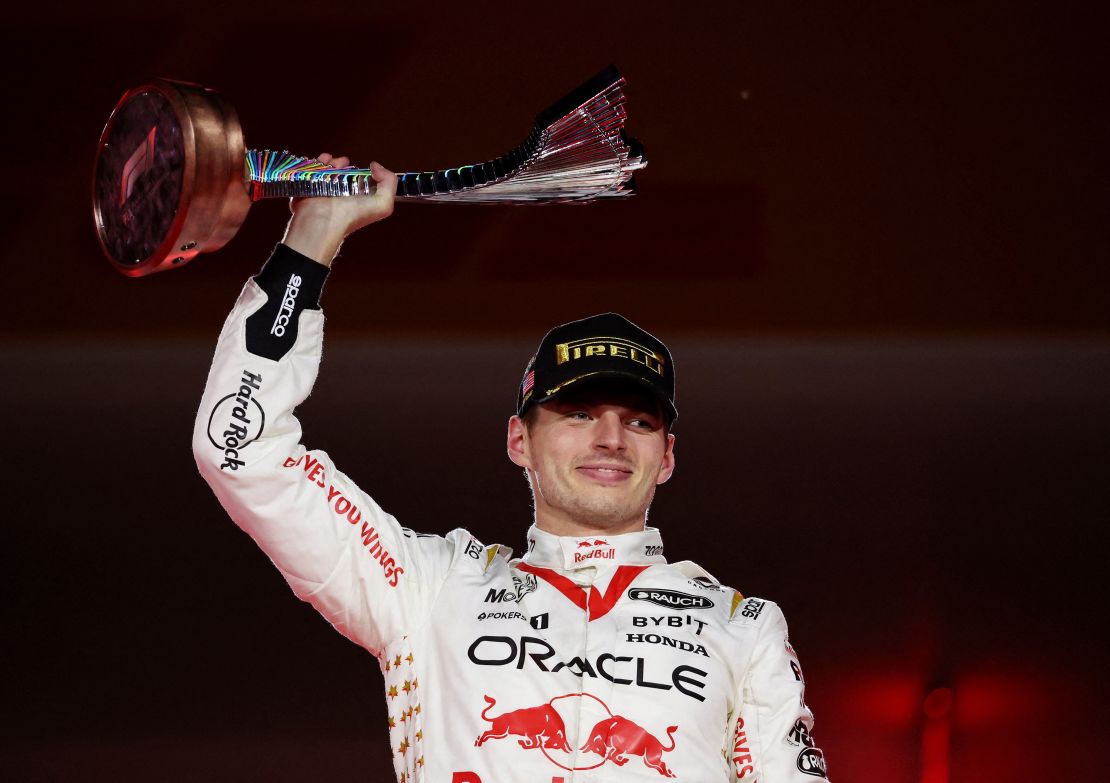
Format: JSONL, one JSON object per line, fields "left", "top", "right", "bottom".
{"left": 1, "top": 1, "right": 1107, "bottom": 780}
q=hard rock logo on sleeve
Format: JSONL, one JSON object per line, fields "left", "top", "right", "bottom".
{"left": 207, "top": 370, "right": 264, "bottom": 470}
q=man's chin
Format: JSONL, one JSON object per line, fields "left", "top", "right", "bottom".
{"left": 536, "top": 477, "right": 652, "bottom": 530}
{"left": 563, "top": 496, "right": 648, "bottom": 530}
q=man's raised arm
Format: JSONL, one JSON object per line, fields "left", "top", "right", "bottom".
{"left": 190, "top": 159, "right": 462, "bottom": 657}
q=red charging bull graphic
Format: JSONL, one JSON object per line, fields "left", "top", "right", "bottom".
{"left": 475, "top": 692, "right": 679, "bottom": 777}
{"left": 475, "top": 695, "right": 571, "bottom": 751}
{"left": 580, "top": 714, "right": 678, "bottom": 778}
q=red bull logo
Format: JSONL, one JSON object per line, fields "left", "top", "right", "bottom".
{"left": 580, "top": 715, "right": 678, "bottom": 778}
{"left": 573, "top": 547, "right": 615, "bottom": 564}
{"left": 475, "top": 695, "right": 571, "bottom": 752}
{"left": 474, "top": 693, "right": 679, "bottom": 778}
{"left": 572, "top": 539, "right": 615, "bottom": 563}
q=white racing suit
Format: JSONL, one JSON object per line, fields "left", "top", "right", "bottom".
{"left": 192, "top": 245, "right": 830, "bottom": 783}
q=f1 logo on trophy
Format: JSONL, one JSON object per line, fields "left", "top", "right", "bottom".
{"left": 91, "top": 66, "right": 647, "bottom": 277}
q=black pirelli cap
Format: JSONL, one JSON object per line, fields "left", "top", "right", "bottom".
{"left": 516, "top": 312, "right": 676, "bottom": 423}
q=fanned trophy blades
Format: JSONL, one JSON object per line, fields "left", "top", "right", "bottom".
{"left": 93, "top": 66, "right": 646, "bottom": 276}
{"left": 247, "top": 65, "right": 645, "bottom": 203}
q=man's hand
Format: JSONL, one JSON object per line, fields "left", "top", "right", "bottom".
{"left": 281, "top": 154, "right": 398, "bottom": 267}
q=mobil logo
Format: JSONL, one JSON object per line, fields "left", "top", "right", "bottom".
{"left": 473, "top": 692, "right": 679, "bottom": 778}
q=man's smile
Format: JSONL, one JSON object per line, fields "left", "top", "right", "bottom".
{"left": 575, "top": 462, "right": 635, "bottom": 483}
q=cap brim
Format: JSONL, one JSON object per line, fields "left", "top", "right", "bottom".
{"left": 528, "top": 370, "right": 677, "bottom": 423}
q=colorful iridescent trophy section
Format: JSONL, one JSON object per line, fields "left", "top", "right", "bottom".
{"left": 92, "top": 66, "right": 646, "bottom": 277}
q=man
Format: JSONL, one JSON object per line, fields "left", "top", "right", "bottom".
{"left": 193, "top": 156, "right": 829, "bottom": 782}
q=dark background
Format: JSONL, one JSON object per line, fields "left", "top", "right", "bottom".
{"left": 3, "top": 1, "right": 1108, "bottom": 781}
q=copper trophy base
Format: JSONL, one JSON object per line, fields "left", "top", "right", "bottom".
{"left": 92, "top": 79, "right": 250, "bottom": 277}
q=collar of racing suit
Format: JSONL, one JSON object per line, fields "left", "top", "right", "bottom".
{"left": 521, "top": 525, "right": 668, "bottom": 572}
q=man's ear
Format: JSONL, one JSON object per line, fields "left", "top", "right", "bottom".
{"left": 656, "top": 432, "right": 676, "bottom": 485}
{"left": 507, "top": 415, "right": 531, "bottom": 468}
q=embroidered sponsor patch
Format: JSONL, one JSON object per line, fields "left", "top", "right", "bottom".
{"left": 627, "top": 589, "right": 714, "bottom": 610}
{"left": 797, "top": 747, "right": 828, "bottom": 777}
{"left": 737, "top": 597, "right": 766, "bottom": 621}
{"left": 786, "top": 718, "right": 814, "bottom": 747}
{"left": 207, "top": 370, "right": 264, "bottom": 471}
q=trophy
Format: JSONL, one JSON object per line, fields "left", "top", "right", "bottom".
{"left": 92, "top": 66, "right": 646, "bottom": 277}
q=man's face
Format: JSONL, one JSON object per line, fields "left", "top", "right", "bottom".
{"left": 507, "top": 379, "right": 676, "bottom": 536}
